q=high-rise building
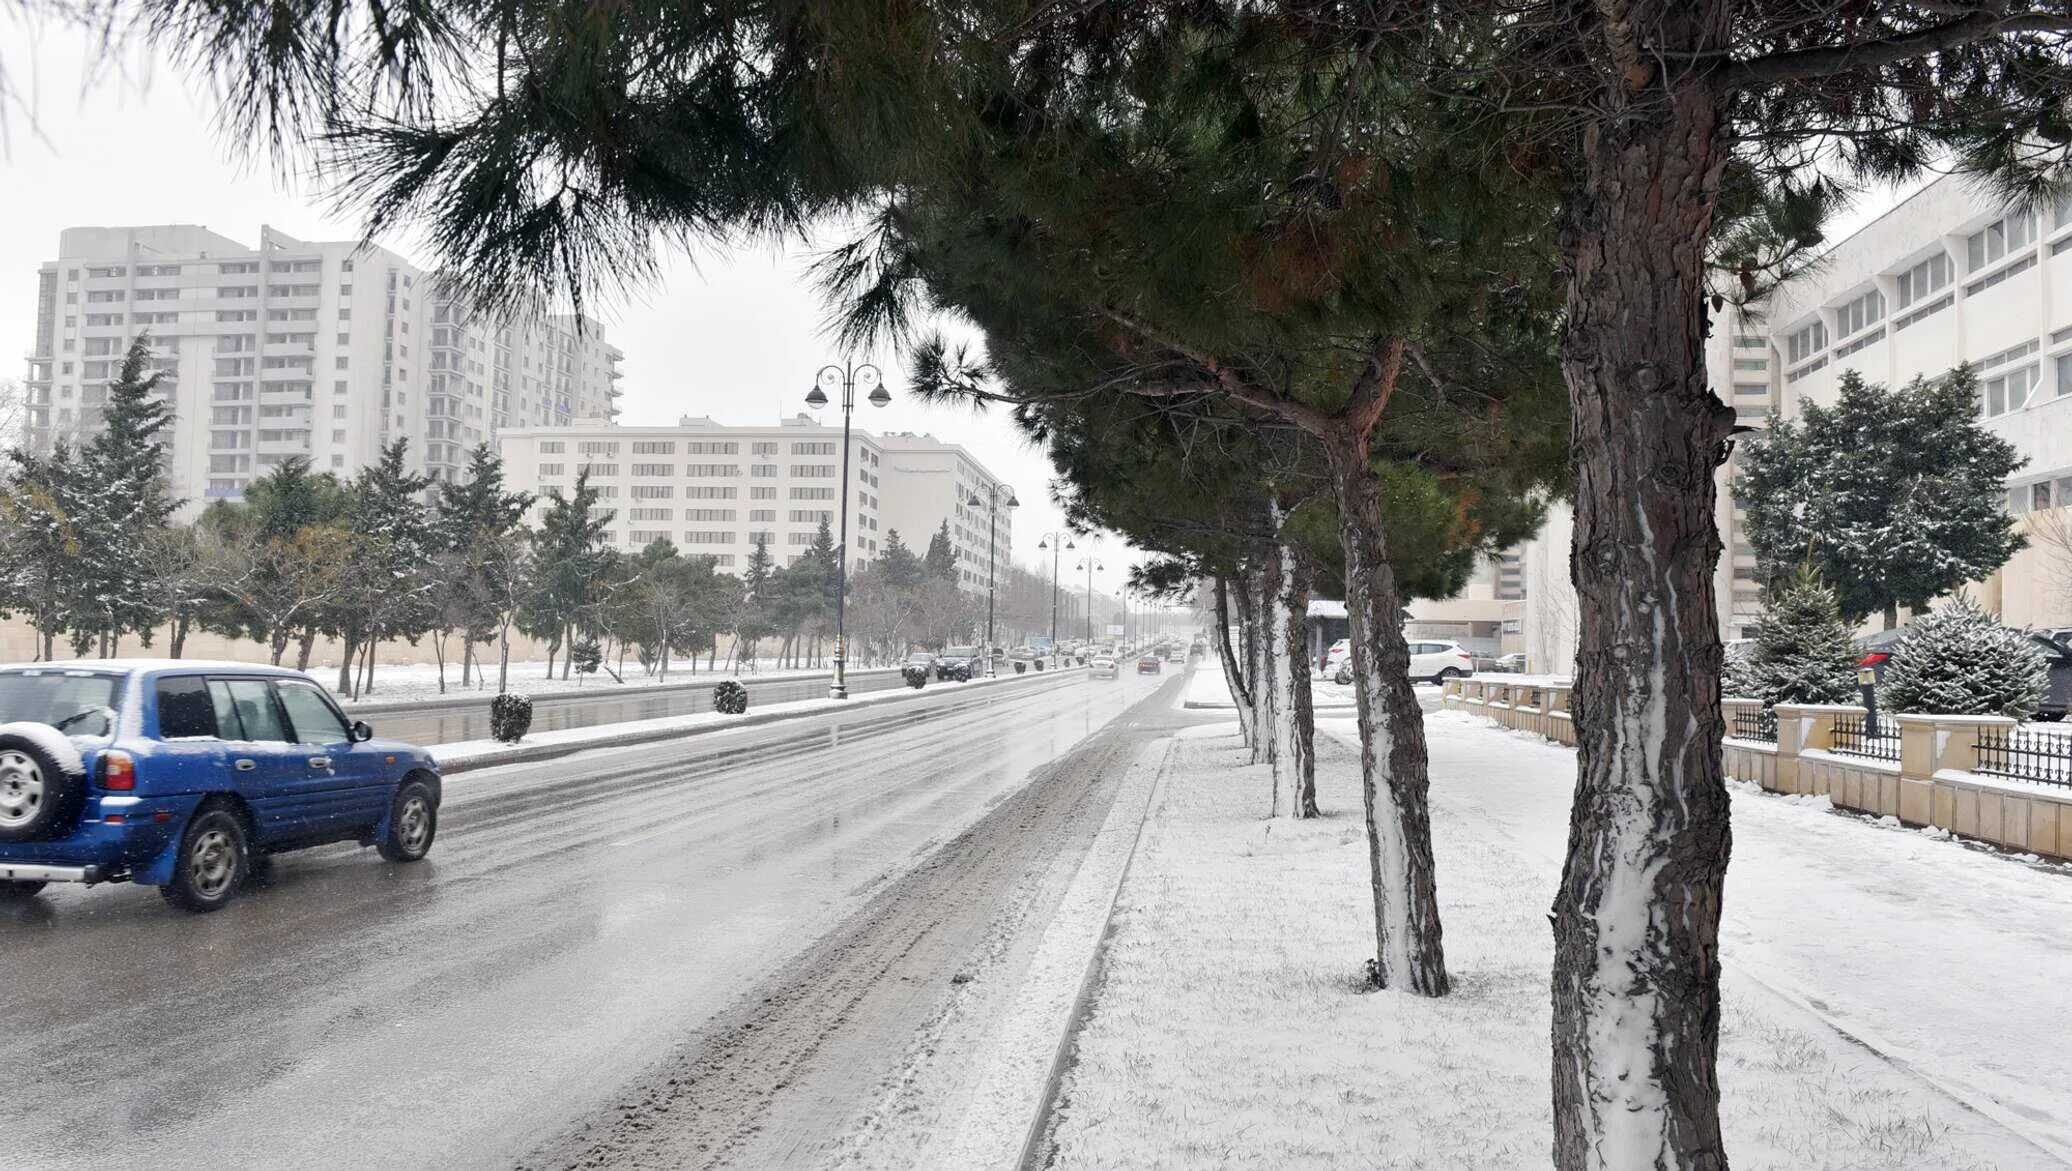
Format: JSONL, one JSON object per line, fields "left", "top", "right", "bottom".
{"left": 22, "top": 225, "right": 623, "bottom": 505}
{"left": 496, "top": 415, "right": 1014, "bottom": 586}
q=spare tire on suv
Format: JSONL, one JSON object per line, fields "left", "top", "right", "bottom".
{"left": 0, "top": 726, "right": 89, "bottom": 843}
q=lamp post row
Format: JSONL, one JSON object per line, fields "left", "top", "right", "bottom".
{"left": 807, "top": 361, "right": 889, "bottom": 700}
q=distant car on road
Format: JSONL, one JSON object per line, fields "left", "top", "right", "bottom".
{"left": 1495, "top": 652, "right": 1527, "bottom": 673}
{"left": 1166, "top": 646, "right": 1185, "bottom": 663}
{"left": 1090, "top": 656, "right": 1120, "bottom": 679}
{"left": 0, "top": 661, "right": 441, "bottom": 913}
{"left": 1409, "top": 641, "right": 1476, "bottom": 683}
{"left": 1325, "top": 638, "right": 1351, "bottom": 675}
{"left": 1137, "top": 655, "right": 1162, "bottom": 675}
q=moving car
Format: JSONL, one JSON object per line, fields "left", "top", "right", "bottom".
{"left": 1090, "top": 656, "right": 1120, "bottom": 679}
{"left": 1166, "top": 646, "right": 1185, "bottom": 663}
{"left": 1409, "top": 641, "right": 1476, "bottom": 683}
{"left": 0, "top": 661, "right": 441, "bottom": 913}
{"left": 1325, "top": 638, "right": 1351, "bottom": 675}
{"left": 934, "top": 646, "right": 984, "bottom": 681}
{"left": 1137, "top": 655, "right": 1163, "bottom": 675}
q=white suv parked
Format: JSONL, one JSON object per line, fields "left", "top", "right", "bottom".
{"left": 1326, "top": 638, "right": 1476, "bottom": 683}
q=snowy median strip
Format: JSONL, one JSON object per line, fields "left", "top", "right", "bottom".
{"left": 431, "top": 668, "right": 1067, "bottom": 774}
{"left": 925, "top": 735, "right": 1176, "bottom": 1169}
{"left": 1181, "top": 659, "right": 1358, "bottom": 712}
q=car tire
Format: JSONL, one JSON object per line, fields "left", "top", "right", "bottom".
{"left": 377, "top": 780, "right": 438, "bottom": 863}
{"left": 160, "top": 805, "right": 250, "bottom": 914}
{"left": 0, "top": 880, "right": 47, "bottom": 900}
{"left": 0, "top": 732, "right": 88, "bottom": 844}
{"left": 1437, "top": 667, "right": 1465, "bottom": 682}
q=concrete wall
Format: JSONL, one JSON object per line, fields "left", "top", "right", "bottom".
{"left": 1442, "top": 682, "right": 2072, "bottom": 861}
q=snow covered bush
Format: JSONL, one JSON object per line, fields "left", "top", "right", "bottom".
{"left": 1735, "top": 570, "right": 1859, "bottom": 707}
{"left": 712, "top": 680, "right": 749, "bottom": 714}
{"left": 489, "top": 693, "right": 533, "bottom": 743}
{"left": 902, "top": 665, "right": 929, "bottom": 689}
{"left": 1879, "top": 597, "right": 2047, "bottom": 719}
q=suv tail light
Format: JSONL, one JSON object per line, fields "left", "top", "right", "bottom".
{"left": 100, "top": 750, "right": 136, "bottom": 791}
{"left": 1457, "top": 651, "right": 1473, "bottom": 661}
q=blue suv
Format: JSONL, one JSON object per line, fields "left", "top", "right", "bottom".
{"left": 0, "top": 662, "right": 441, "bottom": 913}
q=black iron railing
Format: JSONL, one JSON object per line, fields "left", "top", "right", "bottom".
{"left": 1730, "top": 708, "right": 1776, "bottom": 743}
{"left": 1974, "top": 727, "right": 2072, "bottom": 789}
{"left": 1829, "top": 713, "right": 1900, "bottom": 761}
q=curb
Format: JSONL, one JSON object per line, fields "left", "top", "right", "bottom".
{"left": 434, "top": 668, "right": 1070, "bottom": 775}
{"left": 1015, "top": 736, "right": 1179, "bottom": 1170}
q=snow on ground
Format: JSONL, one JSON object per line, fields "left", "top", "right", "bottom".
{"left": 327, "top": 658, "right": 846, "bottom": 706}
{"left": 1181, "top": 659, "right": 1358, "bottom": 711}
{"left": 1045, "top": 713, "right": 2071, "bottom": 1169}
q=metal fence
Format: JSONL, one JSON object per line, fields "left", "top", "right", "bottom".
{"left": 1730, "top": 708, "right": 1776, "bottom": 743}
{"left": 1974, "top": 727, "right": 2072, "bottom": 789}
{"left": 1829, "top": 713, "right": 1901, "bottom": 761}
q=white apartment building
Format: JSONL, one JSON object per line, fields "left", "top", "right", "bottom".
{"left": 22, "top": 225, "right": 623, "bottom": 504}
{"left": 1520, "top": 172, "right": 2072, "bottom": 672}
{"left": 497, "top": 416, "right": 1014, "bottom": 587}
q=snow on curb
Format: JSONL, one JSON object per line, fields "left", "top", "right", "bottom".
{"left": 926, "top": 736, "right": 1177, "bottom": 1169}
{"left": 431, "top": 669, "right": 1067, "bottom": 774}
{"left": 347, "top": 666, "right": 901, "bottom": 715}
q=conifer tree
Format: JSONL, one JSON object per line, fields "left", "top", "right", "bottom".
{"left": 879, "top": 529, "right": 924, "bottom": 591}
{"left": 1738, "top": 569, "right": 1860, "bottom": 709}
{"left": 74, "top": 335, "right": 180, "bottom": 654}
{"left": 733, "top": 537, "right": 777, "bottom": 669}
{"left": 1881, "top": 597, "right": 2048, "bottom": 719}
{"left": 923, "top": 522, "right": 957, "bottom": 583}
{"left": 1736, "top": 367, "right": 2025, "bottom": 629}
{"left": 522, "top": 468, "right": 613, "bottom": 679}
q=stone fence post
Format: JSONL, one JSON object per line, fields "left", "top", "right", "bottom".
{"left": 1771, "top": 703, "right": 1863, "bottom": 795}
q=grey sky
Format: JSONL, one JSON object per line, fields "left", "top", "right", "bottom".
{"left": 0, "top": 18, "right": 1138, "bottom": 596}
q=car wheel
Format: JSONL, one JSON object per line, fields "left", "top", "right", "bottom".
{"left": 377, "top": 780, "right": 439, "bottom": 863}
{"left": 0, "top": 732, "right": 88, "bottom": 844}
{"left": 0, "top": 880, "right": 47, "bottom": 900}
{"left": 160, "top": 805, "right": 250, "bottom": 913}
{"left": 1437, "top": 667, "right": 1464, "bottom": 682}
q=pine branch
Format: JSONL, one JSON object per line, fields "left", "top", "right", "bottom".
{"left": 1721, "top": 7, "right": 2072, "bottom": 90}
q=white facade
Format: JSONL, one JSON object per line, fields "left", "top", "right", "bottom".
{"left": 497, "top": 416, "right": 1013, "bottom": 586}
{"left": 1519, "top": 172, "right": 2072, "bottom": 669}
{"left": 22, "top": 225, "right": 623, "bottom": 505}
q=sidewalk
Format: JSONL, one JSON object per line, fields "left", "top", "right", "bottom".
{"left": 1041, "top": 712, "right": 2072, "bottom": 1168}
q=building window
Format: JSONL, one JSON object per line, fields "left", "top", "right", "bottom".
{"left": 1984, "top": 364, "right": 2040, "bottom": 416}
{"left": 630, "top": 485, "right": 674, "bottom": 499}
{"left": 631, "top": 441, "right": 678, "bottom": 455}
{"left": 1835, "top": 288, "right": 1884, "bottom": 336}
{"left": 1731, "top": 358, "right": 1767, "bottom": 371}
{"left": 1967, "top": 210, "right": 2037, "bottom": 271}
{"left": 631, "top": 463, "right": 676, "bottom": 477}
{"left": 750, "top": 486, "right": 776, "bottom": 500}
{"left": 1732, "top": 383, "right": 1768, "bottom": 398}
{"left": 752, "top": 464, "right": 778, "bottom": 478}
{"left": 538, "top": 441, "right": 564, "bottom": 453}
{"left": 583, "top": 463, "right": 619, "bottom": 477}
{"left": 1785, "top": 321, "right": 1827, "bottom": 365}
{"left": 539, "top": 463, "right": 563, "bottom": 476}
{"left": 1895, "top": 252, "right": 1951, "bottom": 308}
{"left": 2034, "top": 482, "right": 2054, "bottom": 512}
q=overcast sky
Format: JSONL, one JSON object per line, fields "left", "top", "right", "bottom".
{"left": 1, "top": 19, "right": 1920, "bottom": 606}
{"left": 0, "top": 19, "right": 1142, "bottom": 596}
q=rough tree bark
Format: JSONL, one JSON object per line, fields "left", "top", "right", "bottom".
{"left": 1552, "top": 20, "right": 1735, "bottom": 1166}
{"left": 1321, "top": 430, "right": 1449, "bottom": 996}
{"left": 1279, "top": 542, "right": 1318, "bottom": 819}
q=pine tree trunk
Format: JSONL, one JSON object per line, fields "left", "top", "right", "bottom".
{"left": 1552, "top": 54, "right": 1733, "bottom": 1169}
{"left": 1214, "top": 576, "right": 1254, "bottom": 745}
{"left": 1322, "top": 434, "right": 1448, "bottom": 997}
{"left": 1249, "top": 558, "right": 1278, "bottom": 767}
{"left": 462, "top": 642, "right": 474, "bottom": 687}
{"left": 1280, "top": 548, "right": 1318, "bottom": 819}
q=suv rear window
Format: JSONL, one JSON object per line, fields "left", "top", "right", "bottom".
{"left": 0, "top": 671, "right": 120, "bottom": 736}
{"left": 156, "top": 677, "right": 219, "bottom": 738}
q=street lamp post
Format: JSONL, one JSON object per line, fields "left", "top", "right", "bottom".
{"left": 1036, "top": 531, "right": 1074, "bottom": 656}
{"left": 967, "top": 484, "right": 1019, "bottom": 677}
{"left": 808, "top": 360, "right": 891, "bottom": 699}
{"left": 1076, "top": 557, "right": 1104, "bottom": 645}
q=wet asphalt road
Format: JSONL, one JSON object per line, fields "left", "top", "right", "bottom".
{"left": 356, "top": 667, "right": 913, "bottom": 746}
{"left": 0, "top": 666, "right": 1171, "bottom": 1170}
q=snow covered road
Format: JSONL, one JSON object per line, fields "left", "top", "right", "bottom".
{"left": 0, "top": 668, "right": 1173, "bottom": 1170}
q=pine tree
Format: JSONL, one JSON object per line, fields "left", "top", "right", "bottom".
{"left": 733, "top": 536, "right": 777, "bottom": 668}
{"left": 879, "top": 528, "right": 924, "bottom": 590}
{"left": 73, "top": 335, "right": 181, "bottom": 654}
{"left": 522, "top": 467, "right": 614, "bottom": 678}
{"left": 434, "top": 445, "right": 535, "bottom": 688}
{"left": 1736, "top": 368, "right": 2025, "bottom": 629}
{"left": 923, "top": 522, "right": 957, "bottom": 583}
{"left": 336, "top": 440, "right": 435, "bottom": 694}
{"left": 1881, "top": 597, "right": 2048, "bottom": 720}
{"left": 1738, "top": 569, "right": 1860, "bottom": 709}
{"left": 0, "top": 445, "right": 93, "bottom": 659}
